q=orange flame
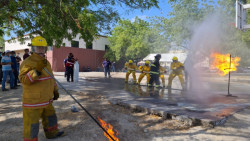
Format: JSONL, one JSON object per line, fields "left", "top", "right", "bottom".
{"left": 210, "top": 53, "right": 241, "bottom": 76}
{"left": 97, "top": 117, "right": 119, "bottom": 141}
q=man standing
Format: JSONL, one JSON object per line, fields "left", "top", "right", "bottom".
{"left": 112, "top": 62, "right": 116, "bottom": 72}
{"left": 19, "top": 36, "right": 64, "bottom": 140}
{"left": 10, "top": 51, "right": 19, "bottom": 87}
{"left": 16, "top": 53, "right": 22, "bottom": 83}
{"left": 65, "top": 53, "right": 75, "bottom": 82}
{"left": 1, "top": 50, "right": 15, "bottom": 91}
{"left": 148, "top": 54, "right": 161, "bottom": 88}
{"left": 102, "top": 58, "right": 111, "bottom": 78}
{"left": 23, "top": 48, "right": 30, "bottom": 60}
{"left": 0, "top": 51, "right": 2, "bottom": 83}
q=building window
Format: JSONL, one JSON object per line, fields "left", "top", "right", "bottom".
{"left": 86, "top": 43, "right": 93, "bottom": 49}
{"left": 71, "top": 40, "right": 79, "bottom": 48}
{"left": 105, "top": 45, "right": 109, "bottom": 51}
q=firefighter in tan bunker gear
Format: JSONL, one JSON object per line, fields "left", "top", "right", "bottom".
{"left": 137, "top": 60, "right": 151, "bottom": 85}
{"left": 124, "top": 60, "right": 137, "bottom": 83}
{"left": 19, "top": 36, "right": 64, "bottom": 141}
{"left": 160, "top": 65, "right": 166, "bottom": 87}
{"left": 167, "top": 56, "right": 185, "bottom": 89}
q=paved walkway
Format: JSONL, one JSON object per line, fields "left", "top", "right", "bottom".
{"left": 53, "top": 72, "right": 250, "bottom": 127}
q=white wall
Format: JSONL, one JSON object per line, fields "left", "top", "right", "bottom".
{"left": 5, "top": 36, "right": 31, "bottom": 51}
{"left": 5, "top": 34, "right": 109, "bottom": 51}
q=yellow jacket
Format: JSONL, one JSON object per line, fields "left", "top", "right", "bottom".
{"left": 124, "top": 63, "right": 137, "bottom": 72}
{"left": 138, "top": 65, "right": 150, "bottom": 73}
{"left": 19, "top": 53, "right": 58, "bottom": 109}
{"left": 170, "top": 61, "right": 184, "bottom": 74}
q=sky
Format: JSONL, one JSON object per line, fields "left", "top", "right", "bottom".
{"left": 3, "top": 0, "right": 173, "bottom": 40}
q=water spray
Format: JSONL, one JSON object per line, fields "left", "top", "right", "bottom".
{"left": 43, "top": 68, "right": 116, "bottom": 141}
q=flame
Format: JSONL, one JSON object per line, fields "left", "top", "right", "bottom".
{"left": 210, "top": 53, "right": 241, "bottom": 76}
{"left": 97, "top": 117, "right": 119, "bottom": 141}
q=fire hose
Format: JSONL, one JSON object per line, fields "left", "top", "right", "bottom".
{"left": 43, "top": 68, "right": 116, "bottom": 141}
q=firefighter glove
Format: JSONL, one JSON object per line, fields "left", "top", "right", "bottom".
{"left": 36, "top": 59, "right": 46, "bottom": 73}
{"left": 53, "top": 90, "right": 60, "bottom": 100}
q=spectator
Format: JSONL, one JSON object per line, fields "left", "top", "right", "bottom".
{"left": 0, "top": 51, "right": 2, "bottom": 83}
{"left": 10, "top": 51, "right": 19, "bottom": 87}
{"left": 63, "top": 56, "right": 67, "bottom": 77}
{"left": 102, "top": 58, "right": 111, "bottom": 78}
{"left": 23, "top": 48, "right": 30, "bottom": 60}
{"left": 1, "top": 50, "right": 15, "bottom": 91}
{"left": 16, "top": 53, "right": 22, "bottom": 83}
{"left": 112, "top": 62, "right": 116, "bottom": 72}
{"left": 65, "top": 53, "right": 76, "bottom": 82}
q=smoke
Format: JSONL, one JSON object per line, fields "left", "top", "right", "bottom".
{"left": 185, "top": 12, "right": 236, "bottom": 101}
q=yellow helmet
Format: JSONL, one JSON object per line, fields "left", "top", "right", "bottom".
{"left": 145, "top": 60, "right": 150, "bottom": 64}
{"left": 129, "top": 60, "right": 133, "bottom": 63}
{"left": 31, "top": 36, "right": 47, "bottom": 47}
{"left": 172, "top": 56, "right": 178, "bottom": 61}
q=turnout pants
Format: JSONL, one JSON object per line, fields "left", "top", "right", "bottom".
{"left": 138, "top": 73, "right": 150, "bottom": 84}
{"left": 125, "top": 71, "right": 136, "bottom": 83}
{"left": 23, "top": 104, "right": 59, "bottom": 141}
{"left": 167, "top": 72, "right": 184, "bottom": 88}
{"left": 148, "top": 73, "right": 160, "bottom": 87}
{"left": 66, "top": 67, "right": 74, "bottom": 82}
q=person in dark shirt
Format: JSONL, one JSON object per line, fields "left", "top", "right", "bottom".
{"left": 23, "top": 48, "right": 30, "bottom": 60}
{"left": 10, "top": 51, "right": 19, "bottom": 87}
{"left": 0, "top": 51, "right": 2, "bottom": 82}
{"left": 148, "top": 54, "right": 161, "bottom": 88}
{"left": 63, "top": 57, "right": 67, "bottom": 77}
{"left": 65, "top": 53, "right": 75, "bottom": 82}
{"left": 16, "top": 53, "right": 22, "bottom": 83}
{"left": 102, "top": 58, "right": 111, "bottom": 78}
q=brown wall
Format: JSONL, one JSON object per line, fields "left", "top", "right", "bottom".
{"left": 46, "top": 47, "right": 105, "bottom": 72}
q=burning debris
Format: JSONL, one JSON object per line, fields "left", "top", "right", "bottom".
{"left": 210, "top": 53, "right": 241, "bottom": 76}
{"left": 98, "top": 117, "right": 119, "bottom": 141}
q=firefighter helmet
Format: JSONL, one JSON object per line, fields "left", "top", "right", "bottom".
{"left": 172, "top": 56, "right": 178, "bottom": 61}
{"left": 129, "top": 60, "right": 133, "bottom": 63}
{"left": 145, "top": 60, "right": 150, "bottom": 64}
{"left": 31, "top": 36, "right": 47, "bottom": 47}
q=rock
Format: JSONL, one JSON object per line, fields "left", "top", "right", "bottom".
{"left": 144, "top": 129, "right": 148, "bottom": 133}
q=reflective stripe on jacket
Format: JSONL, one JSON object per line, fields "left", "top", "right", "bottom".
{"left": 19, "top": 53, "right": 58, "bottom": 109}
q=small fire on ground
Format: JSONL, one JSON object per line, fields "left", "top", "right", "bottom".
{"left": 210, "top": 53, "right": 241, "bottom": 76}
{"left": 97, "top": 117, "right": 119, "bottom": 141}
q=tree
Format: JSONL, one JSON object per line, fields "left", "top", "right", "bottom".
{"left": 0, "top": 36, "right": 4, "bottom": 51}
{"left": 0, "top": 0, "right": 159, "bottom": 47}
{"left": 151, "top": 0, "right": 216, "bottom": 49}
{"left": 107, "top": 17, "right": 162, "bottom": 62}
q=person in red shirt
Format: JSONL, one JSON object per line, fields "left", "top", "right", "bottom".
{"left": 65, "top": 53, "right": 75, "bottom": 82}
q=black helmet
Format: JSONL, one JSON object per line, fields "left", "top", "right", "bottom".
{"left": 155, "top": 54, "right": 161, "bottom": 59}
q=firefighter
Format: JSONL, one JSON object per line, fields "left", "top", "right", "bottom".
{"left": 124, "top": 60, "right": 137, "bottom": 83}
{"left": 19, "top": 36, "right": 64, "bottom": 141}
{"left": 167, "top": 56, "right": 185, "bottom": 89}
{"left": 137, "top": 60, "right": 151, "bottom": 85}
{"left": 148, "top": 54, "right": 161, "bottom": 88}
{"left": 160, "top": 64, "right": 166, "bottom": 87}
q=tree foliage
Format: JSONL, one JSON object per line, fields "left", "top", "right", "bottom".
{"left": 0, "top": 0, "right": 159, "bottom": 47}
{"left": 107, "top": 17, "right": 163, "bottom": 62}
{"left": 0, "top": 36, "right": 4, "bottom": 51}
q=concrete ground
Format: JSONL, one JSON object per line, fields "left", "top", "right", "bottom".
{"left": 1, "top": 72, "right": 250, "bottom": 141}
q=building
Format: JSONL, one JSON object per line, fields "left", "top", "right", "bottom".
{"left": 5, "top": 34, "right": 109, "bottom": 72}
